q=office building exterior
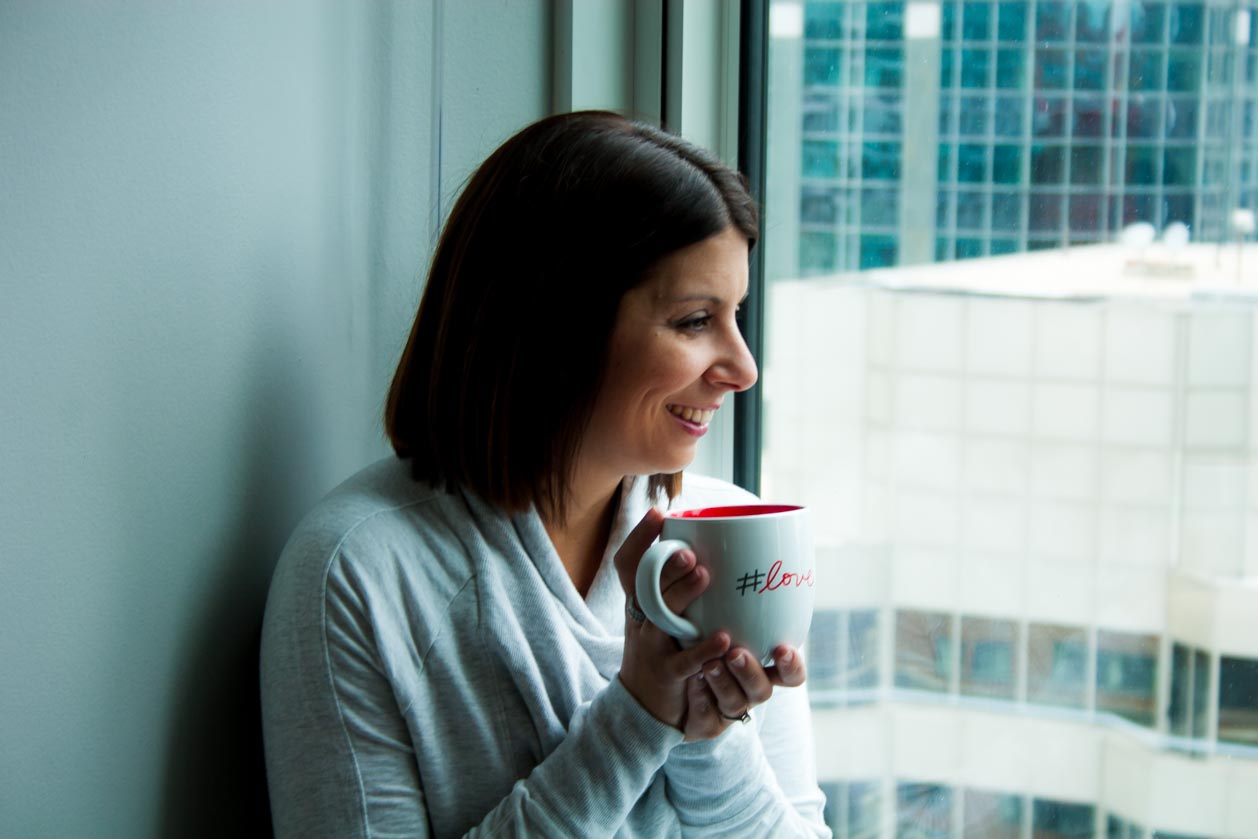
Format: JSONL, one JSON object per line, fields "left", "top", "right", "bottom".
{"left": 785, "top": 0, "right": 1258, "bottom": 275}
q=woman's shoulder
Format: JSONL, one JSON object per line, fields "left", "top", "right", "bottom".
{"left": 668, "top": 472, "right": 760, "bottom": 511}
{"left": 274, "top": 456, "right": 477, "bottom": 598}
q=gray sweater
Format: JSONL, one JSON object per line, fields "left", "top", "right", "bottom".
{"left": 260, "top": 457, "right": 831, "bottom": 838}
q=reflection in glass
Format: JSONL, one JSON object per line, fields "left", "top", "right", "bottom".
{"left": 1096, "top": 631, "right": 1158, "bottom": 726}
{"left": 896, "top": 610, "right": 953, "bottom": 692}
{"left": 1032, "top": 798, "right": 1095, "bottom": 839}
{"left": 1168, "top": 642, "right": 1192, "bottom": 737}
{"left": 961, "top": 617, "right": 1018, "bottom": 699}
{"left": 1028, "top": 624, "right": 1088, "bottom": 709}
{"left": 1218, "top": 655, "right": 1258, "bottom": 747}
{"left": 897, "top": 782, "right": 952, "bottom": 839}
{"left": 1192, "top": 649, "right": 1211, "bottom": 740}
{"left": 964, "top": 789, "right": 1022, "bottom": 839}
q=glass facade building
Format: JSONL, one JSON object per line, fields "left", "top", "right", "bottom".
{"left": 796, "top": 0, "right": 1258, "bottom": 274}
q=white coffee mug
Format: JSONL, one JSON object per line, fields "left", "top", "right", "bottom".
{"left": 634, "top": 504, "right": 815, "bottom": 665}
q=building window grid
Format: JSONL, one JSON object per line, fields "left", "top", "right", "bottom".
{"left": 810, "top": 0, "right": 1258, "bottom": 273}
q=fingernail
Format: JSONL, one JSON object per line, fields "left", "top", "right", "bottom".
{"left": 780, "top": 649, "right": 794, "bottom": 665}
{"left": 729, "top": 652, "right": 746, "bottom": 670}
{"left": 708, "top": 663, "right": 723, "bottom": 678}
{"left": 669, "top": 553, "right": 690, "bottom": 569}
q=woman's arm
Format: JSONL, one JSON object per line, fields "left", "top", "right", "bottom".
{"left": 662, "top": 683, "right": 831, "bottom": 837}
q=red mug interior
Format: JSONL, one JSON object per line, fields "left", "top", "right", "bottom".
{"left": 668, "top": 504, "right": 803, "bottom": 519}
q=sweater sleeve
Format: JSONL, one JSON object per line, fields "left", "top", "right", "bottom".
{"left": 662, "top": 684, "right": 832, "bottom": 837}
{"left": 262, "top": 542, "right": 684, "bottom": 839}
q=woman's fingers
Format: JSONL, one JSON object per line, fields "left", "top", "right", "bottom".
{"left": 613, "top": 507, "right": 664, "bottom": 593}
{"left": 766, "top": 645, "right": 808, "bottom": 688}
{"left": 705, "top": 647, "right": 773, "bottom": 718}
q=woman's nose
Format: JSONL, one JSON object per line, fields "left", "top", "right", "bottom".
{"left": 707, "top": 328, "right": 759, "bottom": 392}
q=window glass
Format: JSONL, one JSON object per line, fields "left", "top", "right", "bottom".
{"left": 1218, "top": 655, "right": 1258, "bottom": 747}
{"left": 1096, "top": 631, "right": 1159, "bottom": 726}
{"left": 1035, "top": 2, "right": 1071, "bottom": 42}
{"left": 1076, "top": 1, "right": 1109, "bottom": 42}
{"left": 996, "top": 2, "right": 1025, "bottom": 41}
{"left": 848, "top": 609, "right": 881, "bottom": 691}
{"left": 994, "top": 96, "right": 1024, "bottom": 136}
{"left": 897, "top": 783, "right": 952, "bottom": 839}
{"left": 995, "top": 48, "right": 1024, "bottom": 89}
{"left": 808, "top": 609, "right": 843, "bottom": 689}
{"left": 1037, "top": 48, "right": 1070, "bottom": 89}
{"left": 862, "top": 141, "right": 901, "bottom": 179}
{"left": 1131, "top": 2, "right": 1167, "bottom": 43}
{"left": 991, "top": 191, "right": 1021, "bottom": 229}
{"left": 962, "top": 1, "right": 992, "bottom": 41}
{"left": 1128, "top": 50, "right": 1165, "bottom": 91}
{"left": 866, "top": 2, "right": 905, "bottom": 41}
{"left": 1027, "top": 624, "right": 1088, "bottom": 708}
{"left": 1074, "top": 49, "right": 1107, "bottom": 90}
{"left": 964, "top": 789, "right": 1022, "bottom": 839}
{"left": 960, "top": 95, "right": 988, "bottom": 135}
{"left": 805, "top": 46, "right": 843, "bottom": 86}
{"left": 961, "top": 48, "right": 991, "bottom": 88}
{"left": 1033, "top": 799, "right": 1096, "bottom": 839}
{"left": 862, "top": 188, "right": 899, "bottom": 227}
{"left": 866, "top": 48, "right": 904, "bottom": 88}
{"left": 961, "top": 617, "right": 1017, "bottom": 699}
{"left": 895, "top": 610, "right": 953, "bottom": 692}
{"left": 805, "top": 1, "right": 844, "bottom": 40}
{"left": 1170, "top": 2, "right": 1205, "bottom": 45}
{"left": 1192, "top": 649, "right": 1211, "bottom": 739}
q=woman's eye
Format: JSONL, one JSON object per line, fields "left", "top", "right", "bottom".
{"left": 676, "top": 314, "right": 712, "bottom": 333}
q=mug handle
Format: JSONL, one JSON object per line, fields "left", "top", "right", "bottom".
{"left": 634, "top": 539, "right": 702, "bottom": 641}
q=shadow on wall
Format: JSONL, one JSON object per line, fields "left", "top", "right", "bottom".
{"left": 156, "top": 329, "right": 332, "bottom": 839}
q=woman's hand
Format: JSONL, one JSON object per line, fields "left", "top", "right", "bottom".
{"left": 614, "top": 508, "right": 730, "bottom": 730}
{"left": 681, "top": 644, "right": 808, "bottom": 741}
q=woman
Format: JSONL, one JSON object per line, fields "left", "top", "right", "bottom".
{"left": 260, "top": 111, "right": 830, "bottom": 837}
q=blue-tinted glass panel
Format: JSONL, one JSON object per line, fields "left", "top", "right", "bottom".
{"left": 805, "top": 2, "right": 844, "bottom": 39}
{"left": 862, "top": 188, "right": 899, "bottom": 226}
{"left": 942, "top": 0, "right": 958, "bottom": 41}
{"left": 803, "top": 140, "right": 839, "bottom": 178}
{"left": 937, "top": 191, "right": 953, "bottom": 226}
{"left": 1075, "top": 49, "right": 1107, "bottom": 90}
{"left": 1036, "top": 2, "right": 1071, "bottom": 41}
{"left": 939, "top": 143, "right": 953, "bottom": 182}
{"left": 962, "top": 48, "right": 991, "bottom": 87}
{"left": 1033, "top": 97, "right": 1067, "bottom": 136}
{"left": 1123, "top": 193, "right": 1158, "bottom": 226}
{"left": 1192, "top": 648, "right": 1211, "bottom": 739}
{"left": 1097, "top": 631, "right": 1159, "bottom": 726}
{"left": 993, "top": 144, "right": 1021, "bottom": 183}
{"left": 1170, "top": 2, "right": 1205, "bottom": 45}
{"left": 1218, "top": 655, "right": 1258, "bottom": 747}
{"left": 962, "top": 617, "right": 1017, "bottom": 699}
{"left": 960, "top": 96, "right": 988, "bottom": 135}
{"left": 965, "top": 789, "right": 1023, "bottom": 839}
{"left": 963, "top": 1, "right": 992, "bottom": 40}
{"left": 1032, "top": 144, "right": 1065, "bottom": 183}
{"left": 1037, "top": 49, "right": 1069, "bottom": 89}
{"left": 864, "top": 95, "right": 903, "bottom": 134}
{"left": 1163, "top": 147, "right": 1196, "bottom": 186}
{"left": 1033, "top": 799, "right": 1095, "bottom": 839}
{"left": 941, "top": 48, "right": 956, "bottom": 86}
{"left": 895, "top": 610, "right": 953, "bottom": 692}
{"left": 800, "top": 231, "right": 838, "bottom": 273}
{"left": 867, "top": 2, "right": 905, "bottom": 41}
{"left": 1168, "top": 52, "right": 1201, "bottom": 91}
{"left": 860, "top": 234, "right": 897, "bottom": 269}
{"left": 866, "top": 48, "right": 904, "bottom": 87}
{"left": 1169, "top": 643, "right": 1193, "bottom": 736}
{"left": 959, "top": 143, "right": 987, "bottom": 182}
{"left": 957, "top": 237, "right": 984, "bottom": 258}
{"left": 992, "top": 192, "right": 1021, "bottom": 230}
{"left": 1127, "top": 97, "right": 1161, "bottom": 138}
{"left": 1071, "top": 146, "right": 1103, "bottom": 184}
{"left": 936, "top": 237, "right": 953, "bottom": 261}
{"left": 1073, "top": 96, "right": 1105, "bottom": 137}
{"left": 803, "top": 95, "right": 840, "bottom": 133}
{"left": 1070, "top": 193, "right": 1103, "bottom": 232}
{"left": 1129, "top": 50, "right": 1165, "bottom": 91}
{"left": 997, "top": 2, "right": 1026, "bottom": 40}
{"left": 996, "top": 49, "right": 1024, "bottom": 89}
{"left": 850, "top": 781, "right": 882, "bottom": 838}
{"left": 995, "top": 96, "right": 1024, "bottom": 136}
{"left": 990, "top": 238, "right": 1019, "bottom": 255}
{"left": 848, "top": 610, "right": 880, "bottom": 691}
{"left": 1030, "top": 192, "right": 1063, "bottom": 231}
{"left": 957, "top": 189, "right": 985, "bottom": 228}
{"left": 1126, "top": 145, "right": 1159, "bottom": 185}
{"left": 808, "top": 609, "right": 843, "bottom": 688}
{"left": 801, "top": 188, "right": 840, "bottom": 224}
{"left": 898, "top": 783, "right": 953, "bottom": 839}
{"left": 1077, "top": 1, "right": 1109, "bottom": 41}
{"left": 1131, "top": 2, "right": 1166, "bottom": 43}
{"left": 1028, "top": 624, "right": 1087, "bottom": 708}
{"left": 862, "top": 141, "right": 901, "bottom": 179}
{"left": 805, "top": 47, "right": 842, "bottom": 86}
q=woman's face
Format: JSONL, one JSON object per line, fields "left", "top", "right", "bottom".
{"left": 580, "top": 226, "right": 758, "bottom": 488}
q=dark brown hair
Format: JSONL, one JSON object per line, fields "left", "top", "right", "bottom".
{"left": 384, "top": 110, "right": 758, "bottom": 520}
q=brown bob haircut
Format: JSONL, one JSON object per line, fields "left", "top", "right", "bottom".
{"left": 384, "top": 110, "right": 758, "bottom": 521}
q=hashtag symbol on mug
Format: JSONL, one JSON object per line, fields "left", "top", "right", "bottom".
{"left": 735, "top": 569, "right": 765, "bottom": 596}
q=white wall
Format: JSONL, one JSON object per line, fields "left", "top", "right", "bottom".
{"left": 0, "top": 1, "right": 549, "bottom": 835}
